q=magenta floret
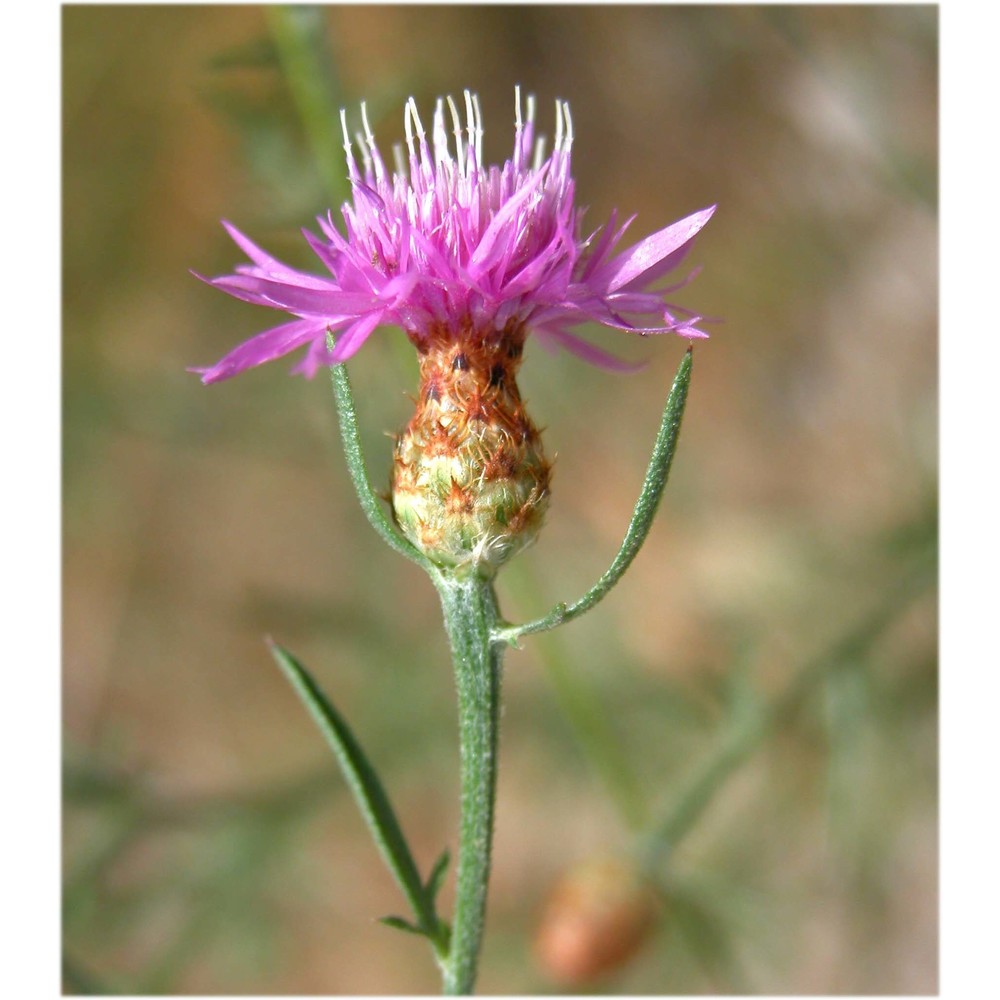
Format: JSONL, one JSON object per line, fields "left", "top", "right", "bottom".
{"left": 193, "top": 89, "right": 714, "bottom": 383}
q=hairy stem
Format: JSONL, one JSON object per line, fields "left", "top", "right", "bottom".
{"left": 436, "top": 576, "right": 504, "bottom": 995}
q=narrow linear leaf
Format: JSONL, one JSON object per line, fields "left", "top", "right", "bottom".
{"left": 499, "top": 347, "right": 693, "bottom": 642}
{"left": 327, "top": 356, "right": 434, "bottom": 573}
{"left": 268, "top": 641, "right": 434, "bottom": 932}
{"left": 378, "top": 915, "right": 424, "bottom": 936}
{"left": 425, "top": 847, "right": 451, "bottom": 903}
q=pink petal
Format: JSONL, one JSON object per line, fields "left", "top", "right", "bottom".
{"left": 208, "top": 274, "right": 380, "bottom": 316}
{"left": 468, "top": 166, "right": 549, "bottom": 272}
{"left": 600, "top": 205, "right": 716, "bottom": 293}
{"left": 189, "top": 318, "right": 333, "bottom": 384}
{"left": 536, "top": 324, "right": 647, "bottom": 372}
{"left": 329, "top": 311, "right": 385, "bottom": 363}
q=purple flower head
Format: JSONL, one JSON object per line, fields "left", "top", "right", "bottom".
{"left": 192, "top": 89, "right": 715, "bottom": 383}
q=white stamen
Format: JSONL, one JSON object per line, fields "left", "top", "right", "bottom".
{"left": 562, "top": 101, "right": 573, "bottom": 151}
{"left": 360, "top": 101, "right": 385, "bottom": 181}
{"left": 446, "top": 95, "right": 465, "bottom": 177}
{"left": 404, "top": 98, "right": 417, "bottom": 161}
{"left": 526, "top": 93, "right": 536, "bottom": 126}
{"left": 473, "top": 93, "right": 483, "bottom": 166}
{"left": 533, "top": 135, "right": 546, "bottom": 172}
{"left": 464, "top": 90, "right": 476, "bottom": 170}
{"left": 360, "top": 100, "right": 375, "bottom": 147}
{"left": 410, "top": 98, "right": 426, "bottom": 141}
{"left": 408, "top": 98, "right": 434, "bottom": 182}
{"left": 554, "top": 98, "right": 564, "bottom": 153}
{"left": 433, "top": 98, "right": 450, "bottom": 166}
{"left": 339, "top": 108, "right": 351, "bottom": 152}
{"left": 392, "top": 142, "right": 405, "bottom": 178}
{"left": 339, "top": 108, "right": 358, "bottom": 179}
{"left": 354, "top": 130, "right": 372, "bottom": 175}
{"left": 408, "top": 97, "right": 428, "bottom": 152}
{"left": 515, "top": 84, "right": 522, "bottom": 132}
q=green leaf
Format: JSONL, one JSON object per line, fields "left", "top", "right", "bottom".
{"left": 425, "top": 847, "right": 451, "bottom": 903}
{"left": 327, "top": 357, "right": 435, "bottom": 574}
{"left": 378, "top": 915, "right": 424, "bottom": 936}
{"left": 497, "top": 347, "right": 694, "bottom": 643}
{"left": 268, "top": 641, "right": 438, "bottom": 937}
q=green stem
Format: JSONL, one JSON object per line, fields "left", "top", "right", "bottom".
{"left": 435, "top": 575, "right": 504, "bottom": 995}
{"left": 496, "top": 348, "right": 693, "bottom": 644}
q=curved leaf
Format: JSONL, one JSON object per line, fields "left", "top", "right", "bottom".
{"left": 268, "top": 640, "right": 443, "bottom": 946}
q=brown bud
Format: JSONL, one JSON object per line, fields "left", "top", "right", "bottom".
{"left": 392, "top": 324, "right": 550, "bottom": 577}
{"left": 534, "top": 857, "right": 661, "bottom": 987}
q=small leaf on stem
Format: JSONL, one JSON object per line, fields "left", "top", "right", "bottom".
{"left": 425, "top": 847, "right": 451, "bottom": 902}
{"left": 378, "top": 915, "right": 425, "bottom": 936}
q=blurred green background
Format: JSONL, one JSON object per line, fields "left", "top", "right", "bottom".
{"left": 62, "top": 4, "right": 937, "bottom": 995}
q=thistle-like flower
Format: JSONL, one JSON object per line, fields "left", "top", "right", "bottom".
{"left": 194, "top": 89, "right": 714, "bottom": 576}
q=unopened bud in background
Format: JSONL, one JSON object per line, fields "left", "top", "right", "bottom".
{"left": 534, "top": 856, "right": 661, "bottom": 987}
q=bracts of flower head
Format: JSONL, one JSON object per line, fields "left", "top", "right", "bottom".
{"left": 193, "top": 89, "right": 715, "bottom": 577}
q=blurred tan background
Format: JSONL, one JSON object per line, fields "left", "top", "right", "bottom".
{"left": 63, "top": 5, "right": 937, "bottom": 995}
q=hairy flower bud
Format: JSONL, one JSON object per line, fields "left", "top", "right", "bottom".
{"left": 392, "top": 324, "right": 550, "bottom": 576}
{"left": 534, "top": 856, "right": 660, "bottom": 986}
